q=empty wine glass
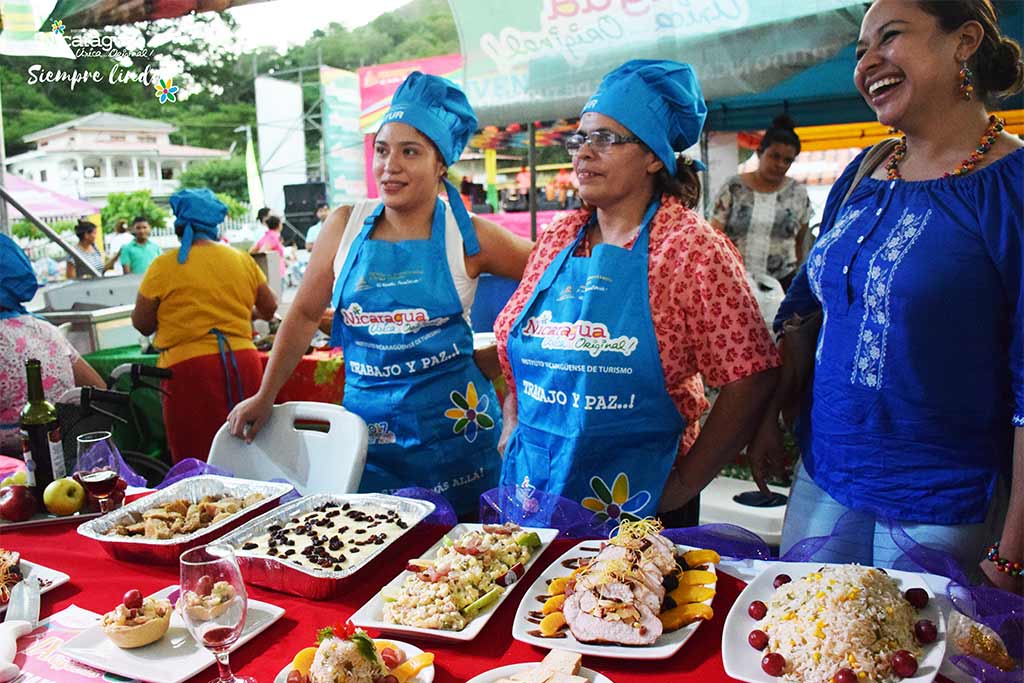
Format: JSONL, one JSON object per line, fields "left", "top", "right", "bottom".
{"left": 73, "top": 431, "right": 120, "bottom": 512}
{"left": 178, "top": 545, "right": 254, "bottom": 683}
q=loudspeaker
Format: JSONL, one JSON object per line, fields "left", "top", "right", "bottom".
{"left": 283, "top": 182, "right": 326, "bottom": 232}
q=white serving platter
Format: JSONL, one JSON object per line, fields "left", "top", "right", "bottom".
{"left": 511, "top": 540, "right": 716, "bottom": 660}
{"left": 351, "top": 523, "right": 558, "bottom": 641}
{"left": 0, "top": 559, "right": 71, "bottom": 615}
{"left": 466, "top": 662, "right": 614, "bottom": 683}
{"left": 721, "top": 562, "right": 946, "bottom": 683}
{"left": 59, "top": 585, "right": 285, "bottom": 683}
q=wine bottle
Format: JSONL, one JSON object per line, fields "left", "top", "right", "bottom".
{"left": 19, "top": 358, "right": 65, "bottom": 500}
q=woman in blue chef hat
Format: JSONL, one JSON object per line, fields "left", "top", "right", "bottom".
{"left": 495, "top": 61, "right": 780, "bottom": 526}
{"left": 229, "top": 72, "right": 533, "bottom": 515}
{"left": 132, "top": 188, "right": 278, "bottom": 463}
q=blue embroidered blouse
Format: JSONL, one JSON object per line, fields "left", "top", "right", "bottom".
{"left": 776, "top": 146, "right": 1023, "bottom": 524}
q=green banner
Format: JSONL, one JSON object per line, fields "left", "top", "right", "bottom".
{"left": 449, "top": 0, "right": 866, "bottom": 125}
{"left": 320, "top": 66, "right": 366, "bottom": 207}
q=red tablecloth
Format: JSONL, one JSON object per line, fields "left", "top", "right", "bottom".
{"left": 265, "top": 350, "right": 345, "bottom": 405}
{"left": 5, "top": 521, "right": 749, "bottom": 683}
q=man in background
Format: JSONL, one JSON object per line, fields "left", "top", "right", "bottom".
{"left": 119, "top": 216, "right": 162, "bottom": 275}
{"left": 303, "top": 202, "right": 330, "bottom": 254}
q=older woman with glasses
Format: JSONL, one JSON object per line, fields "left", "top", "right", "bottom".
{"left": 494, "top": 60, "right": 780, "bottom": 526}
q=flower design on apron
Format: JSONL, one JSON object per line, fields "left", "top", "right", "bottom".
{"left": 581, "top": 472, "right": 652, "bottom": 523}
{"left": 444, "top": 381, "right": 495, "bottom": 443}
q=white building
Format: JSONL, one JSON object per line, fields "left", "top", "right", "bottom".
{"left": 5, "top": 112, "right": 229, "bottom": 204}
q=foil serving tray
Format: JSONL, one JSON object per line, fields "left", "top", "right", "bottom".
{"left": 219, "top": 492, "right": 435, "bottom": 599}
{"left": 76, "top": 475, "right": 293, "bottom": 564}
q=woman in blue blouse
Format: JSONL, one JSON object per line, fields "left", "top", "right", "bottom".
{"left": 751, "top": 0, "right": 1023, "bottom": 592}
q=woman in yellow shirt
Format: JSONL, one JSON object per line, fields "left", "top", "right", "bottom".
{"left": 132, "top": 189, "right": 278, "bottom": 462}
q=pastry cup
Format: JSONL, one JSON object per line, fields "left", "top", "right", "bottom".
{"left": 102, "top": 601, "right": 172, "bottom": 649}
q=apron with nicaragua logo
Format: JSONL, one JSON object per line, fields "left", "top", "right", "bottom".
{"left": 501, "top": 199, "right": 684, "bottom": 523}
{"left": 330, "top": 200, "right": 500, "bottom": 514}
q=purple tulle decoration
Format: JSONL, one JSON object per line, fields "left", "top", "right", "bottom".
{"left": 948, "top": 653, "right": 1023, "bottom": 683}
{"left": 393, "top": 486, "right": 457, "bottom": 527}
{"left": 479, "top": 485, "right": 773, "bottom": 558}
{"left": 110, "top": 448, "right": 146, "bottom": 488}
{"left": 155, "top": 458, "right": 236, "bottom": 489}
{"left": 780, "top": 509, "right": 866, "bottom": 562}
{"left": 156, "top": 458, "right": 300, "bottom": 501}
{"left": 480, "top": 485, "right": 611, "bottom": 539}
{"left": 663, "top": 524, "right": 772, "bottom": 561}
{"left": 886, "top": 521, "right": 971, "bottom": 587}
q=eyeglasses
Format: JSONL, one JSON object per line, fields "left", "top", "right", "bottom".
{"left": 563, "top": 130, "right": 642, "bottom": 155}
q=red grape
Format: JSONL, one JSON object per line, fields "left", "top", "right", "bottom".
{"left": 904, "top": 587, "right": 928, "bottom": 609}
{"left": 380, "top": 647, "right": 402, "bottom": 669}
{"left": 377, "top": 677, "right": 398, "bottom": 683}
{"left": 286, "top": 670, "right": 307, "bottom": 683}
{"left": 833, "top": 669, "right": 857, "bottom": 683}
{"left": 196, "top": 575, "right": 214, "bottom": 596}
{"left": 761, "top": 652, "right": 785, "bottom": 676}
{"left": 748, "top": 600, "right": 768, "bottom": 620}
{"left": 748, "top": 629, "right": 769, "bottom": 650}
{"left": 892, "top": 650, "right": 918, "bottom": 678}
{"left": 122, "top": 589, "right": 143, "bottom": 609}
{"left": 914, "top": 619, "right": 937, "bottom": 644}
{"left": 773, "top": 574, "right": 792, "bottom": 589}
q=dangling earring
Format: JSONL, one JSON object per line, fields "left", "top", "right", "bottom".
{"left": 959, "top": 62, "right": 974, "bottom": 101}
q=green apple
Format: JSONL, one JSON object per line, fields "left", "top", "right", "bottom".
{"left": 461, "top": 586, "right": 504, "bottom": 618}
{"left": 0, "top": 471, "right": 27, "bottom": 487}
{"left": 42, "top": 477, "right": 86, "bottom": 516}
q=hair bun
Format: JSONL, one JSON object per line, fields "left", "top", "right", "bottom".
{"left": 988, "top": 37, "right": 1024, "bottom": 95}
{"left": 771, "top": 114, "right": 797, "bottom": 131}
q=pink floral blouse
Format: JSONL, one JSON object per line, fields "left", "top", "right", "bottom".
{"left": 0, "top": 316, "right": 79, "bottom": 455}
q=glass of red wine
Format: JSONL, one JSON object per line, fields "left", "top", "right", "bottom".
{"left": 73, "top": 431, "right": 121, "bottom": 512}
{"left": 178, "top": 545, "right": 253, "bottom": 683}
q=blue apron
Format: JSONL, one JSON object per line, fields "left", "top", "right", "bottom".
{"left": 330, "top": 200, "right": 500, "bottom": 514}
{"left": 501, "top": 200, "right": 684, "bottom": 523}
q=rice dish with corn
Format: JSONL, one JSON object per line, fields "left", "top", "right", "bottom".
{"left": 762, "top": 565, "right": 920, "bottom": 682}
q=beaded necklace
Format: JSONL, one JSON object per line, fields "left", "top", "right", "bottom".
{"left": 885, "top": 115, "right": 1005, "bottom": 180}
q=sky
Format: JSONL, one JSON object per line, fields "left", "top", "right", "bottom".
{"left": 227, "top": 0, "right": 411, "bottom": 52}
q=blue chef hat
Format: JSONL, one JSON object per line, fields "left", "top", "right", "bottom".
{"left": 170, "top": 188, "right": 228, "bottom": 263}
{"left": 380, "top": 71, "right": 481, "bottom": 254}
{"left": 0, "top": 233, "right": 38, "bottom": 319}
{"left": 581, "top": 60, "right": 707, "bottom": 175}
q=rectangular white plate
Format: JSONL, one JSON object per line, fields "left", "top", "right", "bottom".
{"left": 466, "top": 663, "right": 613, "bottom": 683}
{"left": 511, "top": 540, "right": 716, "bottom": 660}
{"left": 721, "top": 562, "right": 946, "bottom": 683}
{"left": 351, "top": 524, "right": 558, "bottom": 642}
{"left": 0, "top": 559, "right": 71, "bottom": 615}
{"left": 58, "top": 585, "right": 285, "bottom": 683}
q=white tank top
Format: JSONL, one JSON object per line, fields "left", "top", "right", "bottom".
{"left": 332, "top": 199, "right": 479, "bottom": 322}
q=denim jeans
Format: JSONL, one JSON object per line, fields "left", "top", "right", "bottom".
{"left": 780, "top": 462, "right": 1003, "bottom": 579}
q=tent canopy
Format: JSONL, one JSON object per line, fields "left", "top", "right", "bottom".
{"left": 2, "top": 172, "right": 99, "bottom": 220}
{"left": 45, "top": 0, "right": 268, "bottom": 28}
{"left": 449, "top": 0, "right": 866, "bottom": 126}
{"left": 707, "top": 0, "right": 1024, "bottom": 131}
